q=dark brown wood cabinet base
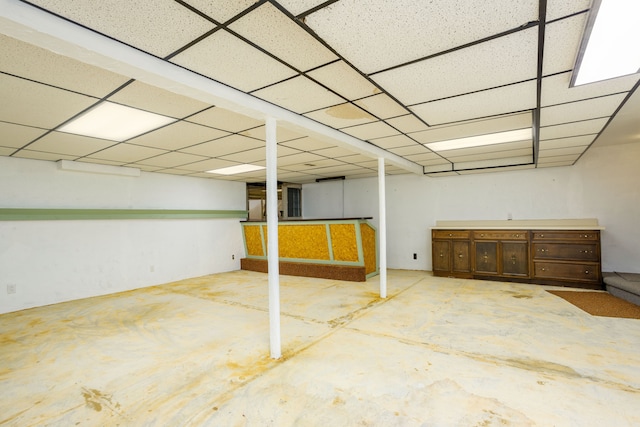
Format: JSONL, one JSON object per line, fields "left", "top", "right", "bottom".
{"left": 432, "top": 228, "right": 602, "bottom": 289}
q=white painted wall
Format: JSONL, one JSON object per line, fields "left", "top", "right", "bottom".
{"left": 303, "top": 143, "right": 640, "bottom": 274}
{"left": 0, "top": 156, "right": 247, "bottom": 314}
{"left": 303, "top": 179, "right": 345, "bottom": 219}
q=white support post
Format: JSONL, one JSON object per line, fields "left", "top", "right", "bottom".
{"left": 378, "top": 157, "right": 387, "bottom": 298}
{"left": 266, "top": 117, "right": 281, "bottom": 359}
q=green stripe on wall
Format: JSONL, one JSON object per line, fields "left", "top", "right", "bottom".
{"left": 0, "top": 208, "right": 248, "bottom": 221}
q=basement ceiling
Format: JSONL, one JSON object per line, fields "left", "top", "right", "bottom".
{"left": 0, "top": 0, "right": 638, "bottom": 183}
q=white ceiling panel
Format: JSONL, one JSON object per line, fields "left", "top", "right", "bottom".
{"left": 181, "top": 0, "right": 257, "bottom": 23}
{"left": 354, "top": 94, "right": 409, "bottom": 120}
{"left": 304, "top": 0, "right": 537, "bottom": 74}
{"left": 108, "top": 81, "right": 211, "bottom": 118}
{"left": 311, "top": 146, "right": 360, "bottom": 158}
{"left": 221, "top": 145, "right": 301, "bottom": 164}
{"left": 174, "top": 158, "right": 238, "bottom": 172}
{"left": 133, "top": 152, "right": 208, "bottom": 168}
{"left": 128, "top": 121, "right": 229, "bottom": 151}
{"left": 536, "top": 160, "right": 575, "bottom": 168}
{"left": 454, "top": 155, "right": 533, "bottom": 170}
{"left": 304, "top": 104, "right": 376, "bottom": 129}
{"left": 539, "top": 118, "right": 609, "bottom": 140}
{"left": 541, "top": 71, "right": 637, "bottom": 107}
{"left": 438, "top": 140, "right": 532, "bottom": 158}
{"left": 186, "top": 107, "right": 263, "bottom": 133}
{"left": 372, "top": 27, "right": 538, "bottom": 105}
{"left": 538, "top": 146, "right": 588, "bottom": 158}
{"left": 279, "top": 137, "right": 335, "bottom": 152}
{"left": 385, "top": 115, "right": 430, "bottom": 134}
{"left": 424, "top": 163, "right": 454, "bottom": 173}
{"left": 539, "top": 135, "right": 596, "bottom": 150}
{"left": 388, "top": 144, "right": 433, "bottom": 156}
{"left": 24, "top": 132, "right": 115, "bottom": 157}
{"left": 277, "top": 0, "right": 329, "bottom": 16}
{"left": 0, "top": 147, "right": 15, "bottom": 156}
{"left": 171, "top": 30, "right": 297, "bottom": 92}
{"left": 341, "top": 121, "right": 400, "bottom": 140}
{"left": 275, "top": 152, "right": 327, "bottom": 167}
{"left": 0, "top": 34, "right": 129, "bottom": 98}
{"left": 540, "top": 93, "right": 627, "bottom": 127}
{"left": 0, "top": 122, "right": 47, "bottom": 149}
{"left": 241, "top": 125, "right": 306, "bottom": 143}
{"left": 405, "top": 152, "right": 445, "bottom": 164}
{"left": 86, "top": 143, "right": 168, "bottom": 163}
{"left": 537, "top": 154, "right": 580, "bottom": 164}
{"left": 410, "top": 112, "right": 532, "bottom": 145}
{"left": 445, "top": 147, "right": 533, "bottom": 163}
{"left": 410, "top": 80, "right": 537, "bottom": 125}
{"left": 371, "top": 134, "right": 420, "bottom": 150}
{"left": 0, "top": 74, "right": 97, "bottom": 129}
{"left": 13, "top": 150, "right": 77, "bottom": 162}
{"left": 542, "top": 13, "right": 587, "bottom": 76}
{"left": 306, "top": 61, "right": 381, "bottom": 100}
{"left": 179, "top": 134, "right": 264, "bottom": 157}
{"left": 457, "top": 164, "right": 535, "bottom": 175}
{"left": 230, "top": 3, "right": 337, "bottom": 72}
{"left": 28, "top": 0, "right": 216, "bottom": 58}
{"left": 338, "top": 153, "right": 378, "bottom": 164}
{"left": 252, "top": 76, "right": 344, "bottom": 114}
{"left": 546, "top": 0, "right": 591, "bottom": 21}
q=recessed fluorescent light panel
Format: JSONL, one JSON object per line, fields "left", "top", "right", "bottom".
{"left": 572, "top": 0, "right": 640, "bottom": 86}
{"left": 207, "top": 164, "right": 266, "bottom": 175}
{"left": 58, "top": 102, "right": 176, "bottom": 141}
{"left": 426, "top": 128, "right": 532, "bottom": 152}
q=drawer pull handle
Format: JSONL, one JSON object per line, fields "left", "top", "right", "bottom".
{"left": 541, "top": 267, "right": 546, "bottom": 271}
{"left": 540, "top": 234, "right": 544, "bottom": 238}
{"left": 458, "top": 253, "right": 463, "bottom": 258}
{"left": 511, "top": 255, "right": 517, "bottom": 265}
{"left": 480, "top": 234, "right": 484, "bottom": 237}
{"left": 439, "top": 253, "right": 444, "bottom": 257}
{"left": 585, "top": 270, "right": 590, "bottom": 274}
{"left": 449, "top": 233, "right": 452, "bottom": 237}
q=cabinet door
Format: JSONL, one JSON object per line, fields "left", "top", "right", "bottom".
{"left": 502, "top": 242, "right": 529, "bottom": 276}
{"left": 475, "top": 241, "right": 498, "bottom": 274}
{"left": 432, "top": 240, "right": 450, "bottom": 272}
{"left": 452, "top": 241, "right": 470, "bottom": 273}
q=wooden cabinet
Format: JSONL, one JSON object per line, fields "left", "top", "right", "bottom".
{"left": 432, "top": 227, "right": 602, "bottom": 289}
{"left": 532, "top": 230, "right": 601, "bottom": 288}
{"left": 432, "top": 230, "right": 471, "bottom": 278}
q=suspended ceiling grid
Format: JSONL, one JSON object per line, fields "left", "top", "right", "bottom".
{"left": 0, "top": 0, "right": 638, "bottom": 183}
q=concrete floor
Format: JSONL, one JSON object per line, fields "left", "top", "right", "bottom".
{"left": 1, "top": 270, "right": 639, "bottom": 426}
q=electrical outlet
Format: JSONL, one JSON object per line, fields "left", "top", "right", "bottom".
{"left": 7, "top": 284, "right": 16, "bottom": 294}
{"left": 232, "top": 254, "right": 235, "bottom": 260}
{"left": 413, "top": 253, "right": 417, "bottom": 260}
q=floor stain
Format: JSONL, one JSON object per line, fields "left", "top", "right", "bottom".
{"left": 81, "top": 387, "right": 122, "bottom": 415}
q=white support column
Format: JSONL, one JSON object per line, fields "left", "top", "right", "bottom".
{"left": 266, "top": 117, "right": 281, "bottom": 359}
{"left": 378, "top": 157, "right": 387, "bottom": 298}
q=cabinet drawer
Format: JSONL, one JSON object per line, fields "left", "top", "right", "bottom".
{"left": 533, "top": 243, "right": 599, "bottom": 261}
{"left": 433, "top": 230, "right": 470, "bottom": 239}
{"left": 473, "top": 230, "right": 527, "bottom": 240}
{"left": 532, "top": 230, "right": 599, "bottom": 241}
{"left": 534, "top": 262, "right": 600, "bottom": 282}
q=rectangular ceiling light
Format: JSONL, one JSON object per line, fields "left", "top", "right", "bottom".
{"left": 425, "top": 128, "right": 532, "bottom": 152}
{"left": 206, "top": 164, "right": 266, "bottom": 175}
{"left": 58, "top": 101, "right": 176, "bottom": 141}
{"left": 572, "top": 0, "right": 640, "bottom": 86}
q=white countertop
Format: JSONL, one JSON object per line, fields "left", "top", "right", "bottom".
{"left": 432, "top": 218, "right": 605, "bottom": 230}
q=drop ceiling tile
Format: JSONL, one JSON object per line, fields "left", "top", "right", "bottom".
{"left": 372, "top": 27, "right": 538, "bottom": 104}
{"left": 354, "top": 94, "right": 409, "bottom": 119}
{"left": 546, "top": 0, "right": 591, "bottom": 21}
{"left": 539, "top": 146, "right": 587, "bottom": 157}
{"left": 445, "top": 147, "right": 533, "bottom": 163}
{"left": 134, "top": 164, "right": 164, "bottom": 172}
{"left": 229, "top": 3, "right": 337, "bottom": 72}
{"left": 306, "top": 61, "right": 380, "bottom": 100}
{"left": 180, "top": 134, "right": 265, "bottom": 157}
{"left": 537, "top": 154, "right": 580, "bottom": 164}
{"left": 370, "top": 134, "right": 418, "bottom": 149}
{"left": 0, "top": 147, "right": 16, "bottom": 156}
{"left": 410, "top": 112, "right": 532, "bottom": 145}
{"left": 541, "top": 72, "right": 637, "bottom": 107}
{"left": 128, "top": 121, "right": 229, "bottom": 150}
{"left": 279, "top": 137, "right": 334, "bottom": 152}
{"left": 539, "top": 118, "right": 609, "bottom": 140}
{"left": 276, "top": 152, "right": 327, "bottom": 167}
{"left": 186, "top": 107, "right": 263, "bottom": 133}
{"left": 171, "top": 30, "right": 297, "bottom": 92}
{"left": 457, "top": 164, "right": 535, "bottom": 175}
{"left": 12, "top": 150, "right": 77, "bottom": 162}
{"left": 411, "top": 81, "right": 537, "bottom": 126}
{"left": 175, "top": 158, "right": 238, "bottom": 172}
{"left": 454, "top": 155, "right": 533, "bottom": 170}
{"left": 337, "top": 154, "right": 376, "bottom": 164}
{"left": 134, "top": 152, "right": 208, "bottom": 168}
{"left": 88, "top": 143, "right": 168, "bottom": 163}
{"left": 79, "top": 158, "right": 136, "bottom": 167}
{"left": 536, "top": 160, "right": 575, "bottom": 168}
{"left": 424, "top": 163, "right": 454, "bottom": 173}
{"left": 0, "top": 122, "right": 48, "bottom": 149}
{"left": 0, "top": 34, "right": 129, "bottom": 98}
{"left": 341, "top": 121, "right": 400, "bottom": 140}
{"left": 542, "top": 14, "right": 587, "bottom": 76}
{"left": 25, "top": 131, "right": 115, "bottom": 157}
{"left": 304, "top": 104, "right": 376, "bottom": 129}
{"left": 277, "top": 0, "right": 328, "bottom": 16}
{"left": 298, "top": 158, "right": 347, "bottom": 169}
{"left": 108, "top": 81, "right": 211, "bottom": 118}
{"left": 438, "top": 140, "right": 532, "bottom": 158}
{"left": 539, "top": 135, "right": 596, "bottom": 150}
{"left": 388, "top": 144, "right": 433, "bottom": 156}
{"left": 154, "top": 168, "right": 194, "bottom": 176}
{"left": 305, "top": 0, "right": 537, "bottom": 74}
{"left": 219, "top": 146, "right": 298, "bottom": 164}
{"left": 306, "top": 164, "right": 363, "bottom": 176}
{"left": 405, "top": 152, "right": 444, "bottom": 164}
{"left": 241, "top": 125, "right": 306, "bottom": 143}
{"left": 181, "top": 0, "right": 257, "bottom": 23}
{"left": 540, "top": 93, "right": 627, "bottom": 127}
{"left": 385, "top": 115, "right": 430, "bottom": 134}
{"left": 29, "top": 0, "right": 216, "bottom": 57}
{"left": 0, "top": 74, "right": 97, "bottom": 129}
{"left": 273, "top": 170, "right": 324, "bottom": 183}
{"left": 311, "top": 146, "right": 359, "bottom": 158}
{"left": 252, "top": 76, "right": 344, "bottom": 114}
